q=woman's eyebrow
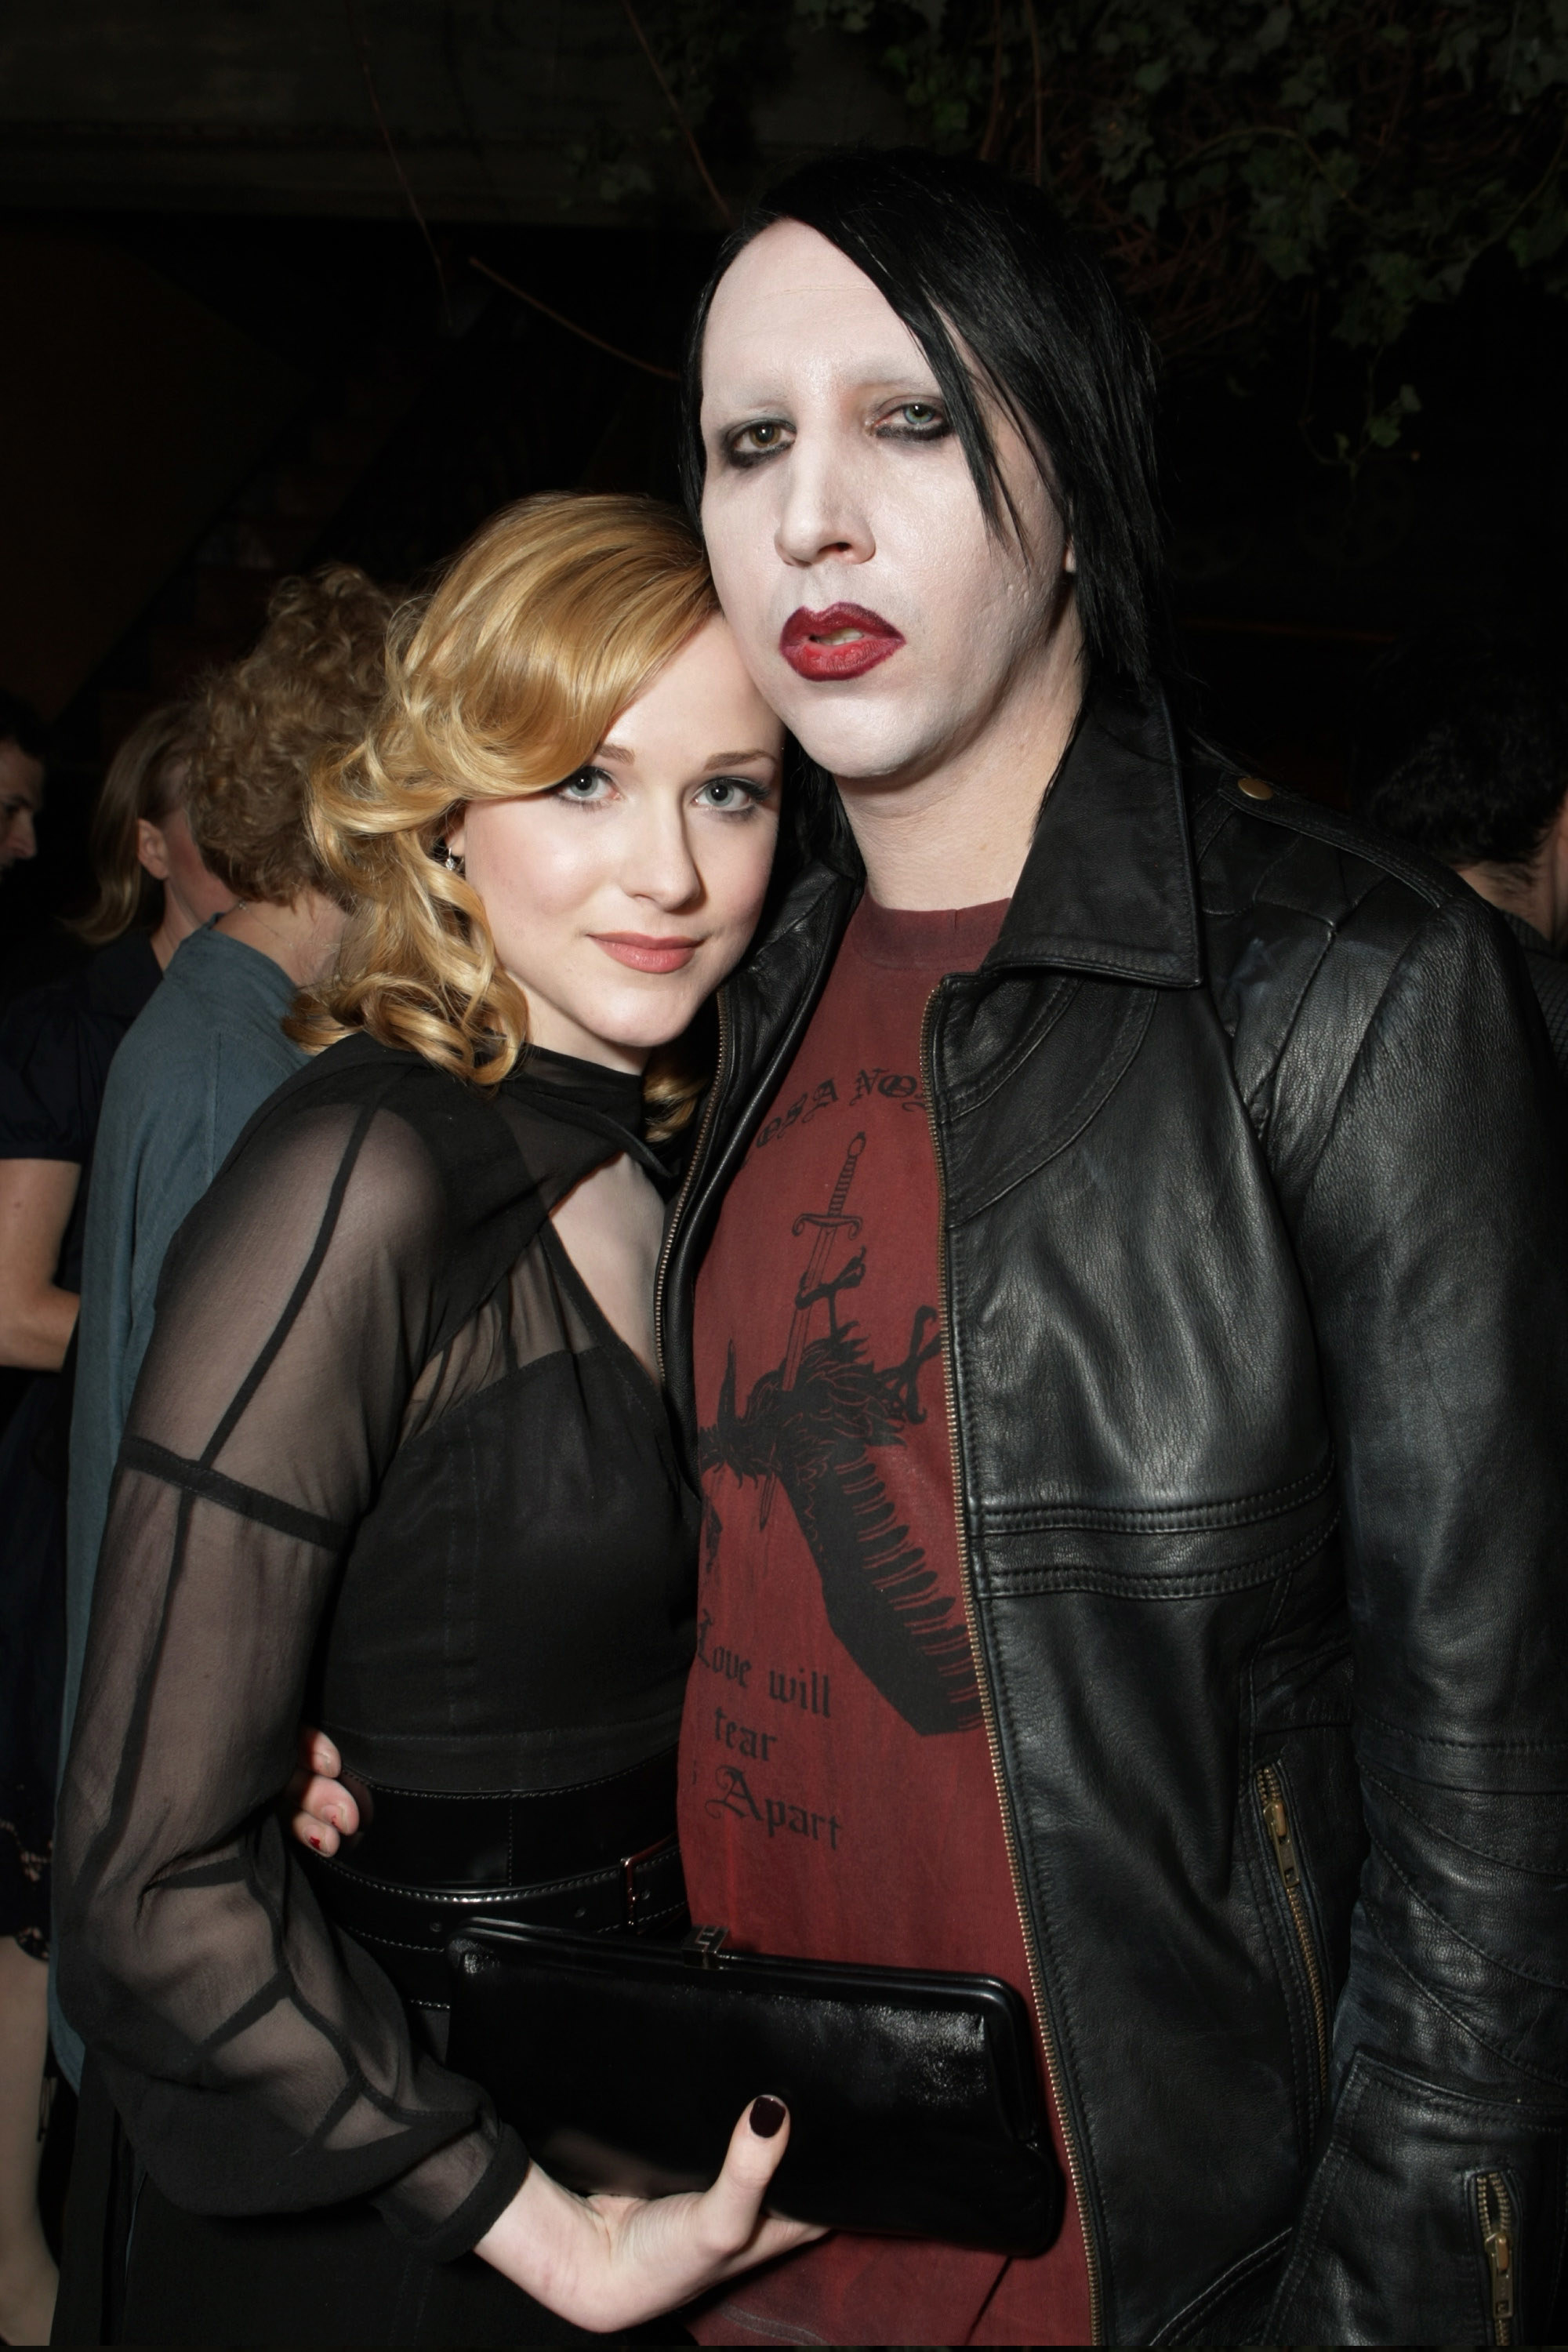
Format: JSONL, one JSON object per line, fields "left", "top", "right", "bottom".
{"left": 702, "top": 749, "right": 776, "bottom": 768}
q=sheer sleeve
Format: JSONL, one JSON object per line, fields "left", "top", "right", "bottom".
{"left": 55, "top": 1094, "right": 528, "bottom": 2259}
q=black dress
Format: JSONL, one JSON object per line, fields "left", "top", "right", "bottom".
{"left": 0, "top": 930, "right": 160, "bottom": 1953}
{"left": 53, "top": 1033, "right": 700, "bottom": 2347}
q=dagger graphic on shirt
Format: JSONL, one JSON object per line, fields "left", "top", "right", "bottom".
{"left": 758, "top": 1131, "right": 866, "bottom": 1530}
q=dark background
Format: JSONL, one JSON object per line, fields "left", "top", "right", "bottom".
{"left": 3, "top": 2, "right": 1565, "bottom": 991}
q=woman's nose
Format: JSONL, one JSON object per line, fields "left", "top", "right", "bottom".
{"left": 626, "top": 803, "right": 702, "bottom": 909}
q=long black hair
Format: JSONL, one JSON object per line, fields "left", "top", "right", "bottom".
{"left": 680, "top": 147, "right": 1169, "bottom": 695}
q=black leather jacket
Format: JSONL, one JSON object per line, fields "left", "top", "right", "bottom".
{"left": 657, "top": 691, "right": 1568, "bottom": 2346}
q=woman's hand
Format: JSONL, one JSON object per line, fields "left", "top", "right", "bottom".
{"left": 284, "top": 1738, "right": 824, "bottom": 2322}
{"left": 476, "top": 2096, "right": 824, "bottom": 2330}
{"left": 285, "top": 1728, "right": 360, "bottom": 1857}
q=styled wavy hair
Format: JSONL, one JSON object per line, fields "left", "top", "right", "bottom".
{"left": 289, "top": 493, "right": 720, "bottom": 1125}
{"left": 189, "top": 563, "right": 394, "bottom": 908}
{"left": 70, "top": 702, "right": 200, "bottom": 946}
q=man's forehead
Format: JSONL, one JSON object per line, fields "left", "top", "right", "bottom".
{"left": 702, "top": 228, "right": 932, "bottom": 396}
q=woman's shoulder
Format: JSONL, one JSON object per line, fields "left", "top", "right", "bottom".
{"left": 255, "top": 1033, "right": 502, "bottom": 1148}
{"left": 191, "top": 1035, "right": 561, "bottom": 1351}
{"left": 229, "top": 1033, "right": 537, "bottom": 1229}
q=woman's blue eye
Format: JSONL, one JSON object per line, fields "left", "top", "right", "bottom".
{"left": 698, "top": 777, "right": 761, "bottom": 812}
{"left": 557, "top": 767, "right": 610, "bottom": 800}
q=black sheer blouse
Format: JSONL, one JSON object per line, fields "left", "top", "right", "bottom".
{"left": 56, "top": 1035, "right": 699, "bottom": 2263}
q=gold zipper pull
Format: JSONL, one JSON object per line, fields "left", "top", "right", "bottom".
{"left": 1262, "top": 1788, "right": 1302, "bottom": 1888}
{"left": 1478, "top": 2171, "right": 1515, "bottom": 2343}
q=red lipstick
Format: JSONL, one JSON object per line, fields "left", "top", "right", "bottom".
{"left": 779, "top": 603, "right": 905, "bottom": 681}
{"left": 591, "top": 933, "right": 701, "bottom": 975}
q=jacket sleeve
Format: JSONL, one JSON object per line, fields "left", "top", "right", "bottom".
{"left": 1264, "top": 887, "right": 1568, "bottom": 2342}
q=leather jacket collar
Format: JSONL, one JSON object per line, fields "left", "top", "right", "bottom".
{"left": 753, "top": 684, "right": 1204, "bottom": 1000}
{"left": 986, "top": 686, "right": 1202, "bottom": 986}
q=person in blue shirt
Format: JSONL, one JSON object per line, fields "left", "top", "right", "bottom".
{"left": 54, "top": 564, "right": 393, "bottom": 2099}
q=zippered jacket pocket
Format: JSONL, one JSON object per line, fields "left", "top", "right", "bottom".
{"left": 1264, "top": 2053, "right": 1566, "bottom": 2343}
{"left": 1473, "top": 2167, "right": 1519, "bottom": 2345}
{"left": 1255, "top": 1760, "right": 1330, "bottom": 2119}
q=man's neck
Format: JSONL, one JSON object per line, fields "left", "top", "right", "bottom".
{"left": 216, "top": 891, "right": 346, "bottom": 986}
{"left": 1455, "top": 860, "right": 1560, "bottom": 953}
{"left": 1454, "top": 802, "right": 1568, "bottom": 953}
{"left": 833, "top": 638, "right": 1083, "bottom": 913}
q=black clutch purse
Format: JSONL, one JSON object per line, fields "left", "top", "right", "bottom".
{"left": 446, "top": 1920, "right": 1062, "bottom": 2255}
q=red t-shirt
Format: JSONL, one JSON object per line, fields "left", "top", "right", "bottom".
{"left": 679, "top": 895, "right": 1091, "bottom": 2347}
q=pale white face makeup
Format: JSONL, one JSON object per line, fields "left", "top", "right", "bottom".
{"left": 448, "top": 614, "right": 782, "bottom": 1073}
{"left": 697, "top": 220, "right": 1077, "bottom": 792}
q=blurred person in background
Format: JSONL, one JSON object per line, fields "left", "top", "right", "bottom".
{"left": 0, "top": 694, "right": 45, "bottom": 885}
{"left": 0, "top": 704, "right": 232, "bottom": 2347}
{"left": 53, "top": 564, "right": 394, "bottom": 2091}
{"left": 1349, "top": 632, "right": 1568, "bottom": 1083}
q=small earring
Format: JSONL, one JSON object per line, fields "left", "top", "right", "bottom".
{"left": 443, "top": 847, "right": 461, "bottom": 873}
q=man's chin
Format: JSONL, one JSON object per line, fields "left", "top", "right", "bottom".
{"left": 782, "top": 706, "right": 945, "bottom": 792}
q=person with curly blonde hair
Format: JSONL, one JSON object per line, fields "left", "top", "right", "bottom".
{"left": 53, "top": 494, "right": 812, "bottom": 2345}
{"left": 53, "top": 564, "right": 395, "bottom": 2096}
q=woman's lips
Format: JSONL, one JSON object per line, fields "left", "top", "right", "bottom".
{"left": 591, "top": 933, "right": 701, "bottom": 974}
{"left": 779, "top": 603, "right": 906, "bottom": 681}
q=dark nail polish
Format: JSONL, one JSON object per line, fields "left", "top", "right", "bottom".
{"left": 750, "top": 2096, "right": 786, "bottom": 2140}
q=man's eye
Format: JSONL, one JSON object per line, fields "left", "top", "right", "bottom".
{"left": 728, "top": 419, "right": 792, "bottom": 462}
{"left": 880, "top": 401, "right": 948, "bottom": 437}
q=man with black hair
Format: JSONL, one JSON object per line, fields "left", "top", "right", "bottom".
{"left": 0, "top": 692, "right": 45, "bottom": 878}
{"left": 1350, "top": 635, "right": 1568, "bottom": 1082}
{"left": 296, "top": 151, "right": 1568, "bottom": 2344}
{"left": 662, "top": 151, "right": 1568, "bottom": 2347}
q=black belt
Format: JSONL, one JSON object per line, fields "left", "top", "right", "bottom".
{"left": 299, "top": 1749, "right": 686, "bottom": 2009}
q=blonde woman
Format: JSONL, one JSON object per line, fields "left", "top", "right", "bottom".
{"left": 53, "top": 496, "right": 813, "bottom": 2347}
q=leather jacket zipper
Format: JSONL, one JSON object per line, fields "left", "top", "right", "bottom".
{"left": 1255, "top": 1762, "right": 1329, "bottom": 2110}
{"left": 653, "top": 993, "right": 730, "bottom": 1388}
{"left": 921, "top": 979, "right": 1105, "bottom": 2343}
{"left": 1477, "top": 2169, "right": 1516, "bottom": 2344}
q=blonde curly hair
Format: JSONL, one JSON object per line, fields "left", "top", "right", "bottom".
{"left": 189, "top": 562, "right": 395, "bottom": 907}
{"left": 289, "top": 494, "right": 720, "bottom": 1126}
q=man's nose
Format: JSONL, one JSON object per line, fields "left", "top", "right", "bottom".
{"left": 773, "top": 438, "right": 873, "bottom": 572}
{"left": 10, "top": 811, "right": 37, "bottom": 861}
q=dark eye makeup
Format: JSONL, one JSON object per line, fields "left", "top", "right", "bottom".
{"left": 718, "top": 397, "right": 950, "bottom": 468}
{"left": 877, "top": 400, "right": 950, "bottom": 441}
{"left": 721, "top": 419, "right": 793, "bottom": 467}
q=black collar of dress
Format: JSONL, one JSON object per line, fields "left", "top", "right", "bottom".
{"left": 504, "top": 1044, "right": 668, "bottom": 1178}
